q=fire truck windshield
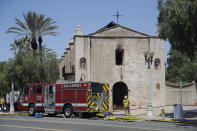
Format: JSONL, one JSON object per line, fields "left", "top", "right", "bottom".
{"left": 24, "top": 86, "right": 29, "bottom": 94}
{"left": 91, "top": 83, "right": 103, "bottom": 93}
{"left": 49, "top": 85, "right": 53, "bottom": 94}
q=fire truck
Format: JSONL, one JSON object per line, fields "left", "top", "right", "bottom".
{"left": 17, "top": 81, "right": 109, "bottom": 118}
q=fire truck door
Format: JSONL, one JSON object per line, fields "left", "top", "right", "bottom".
{"left": 44, "top": 85, "right": 55, "bottom": 111}
{"left": 29, "top": 85, "right": 36, "bottom": 102}
{"left": 36, "top": 85, "right": 44, "bottom": 104}
{"left": 23, "top": 85, "right": 29, "bottom": 103}
{"left": 29, "top": 84, "right": 44, "bottom": 104}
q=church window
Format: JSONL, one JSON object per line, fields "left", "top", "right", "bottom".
{"left": 154, "top": 58, "right": 160, "bottom": 70}
{"left": 72, "top": 65, "right": 75, "bottom": 73}
{"left": 62, "top": 65, "right": 65, "bottom": 77}
{"left": 116, "top": 49, "right": 124, "bottom": 65}
{"left": 80, "top": 57, "right": 86, "bottom": 69}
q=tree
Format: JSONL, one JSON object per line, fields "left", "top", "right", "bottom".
{"left": 36, "top": 14, "right": 57, "bottom": 50}
{"left": 157, "top": 0, "right": 197, "bottom": 60}
{"left": 0, "top": 61, "right": 10, "bottom": 96}
{"left": 6, "top": 11, "right": 58, "bottom": 51}
{"left": 6, "top": 37, "right": 59, "bottom": 91}
{"left": 166, "top": 48, "right": 197, "bottom": 83}
{"left": 166, "top": 48, "right": 187, "bottom": 83}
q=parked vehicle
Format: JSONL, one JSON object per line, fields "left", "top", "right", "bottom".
{"left": 17, "top": 81, "right": 109, "bottom": 118}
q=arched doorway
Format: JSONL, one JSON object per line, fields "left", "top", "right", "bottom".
{"left": 113, "top": 82, "right": 128, "bottom": 109}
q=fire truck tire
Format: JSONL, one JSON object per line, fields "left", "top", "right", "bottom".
{"left": 28, "top": 104, "right": 36, "bottom": 116}
{"left": 63, "top": 105, "right": 73, "bottom": 118}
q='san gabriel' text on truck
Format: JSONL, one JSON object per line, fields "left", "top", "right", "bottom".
{"left": 17, "top": 81, "right": 109, "bottom": 118}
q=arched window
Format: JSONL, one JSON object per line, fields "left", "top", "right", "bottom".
{"left": 154, "top": 58, "right": 160, "bottom": 69}
{"left": 80, "top": 57, "right": 86, "bottom": 70}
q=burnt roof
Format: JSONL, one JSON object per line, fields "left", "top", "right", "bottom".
{"left": 87, "top": 21, "right": 150, "bottom": 36}
{"left": 94, "top": 21, "right": 118, "bottom": 33}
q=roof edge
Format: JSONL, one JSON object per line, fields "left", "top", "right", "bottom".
{"left": 88, "top": 25, "right": 150, "bottom": 36}
{"left": 74, "top": 35, "right": 161, "bottom": 39}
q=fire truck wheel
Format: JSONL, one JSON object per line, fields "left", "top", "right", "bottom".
{"left": 28, "top": 104, "right": 36, "bottom": 116}
{"left": 63, "top": 105, "right": 73, "bottom": 118}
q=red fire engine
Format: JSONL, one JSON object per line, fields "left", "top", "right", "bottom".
{"left": 17, "top": 81, "right": 109, "bottom": 118}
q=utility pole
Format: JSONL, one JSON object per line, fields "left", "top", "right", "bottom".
{"left": 10, "top": 82, "right": 15, "bottom": 113}
{"left": 180, "top": 80, "right": 183, "bottom": 105}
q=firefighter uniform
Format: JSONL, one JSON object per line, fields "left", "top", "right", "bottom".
{"left": 0, "top": 98, "right": 5, "bottom": 111}
{"left": 123, "top": 96, "right": 130, "bottom": 115}
{"left": 0, "top": 98, "right": 5, "bottom": 105}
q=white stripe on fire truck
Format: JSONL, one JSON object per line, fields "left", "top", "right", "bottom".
{"left": 21, "top": 103, "right": 28, "bottom": 106}
{"left": 55, "top": 103, "right": 87, "bottom": 107}
{"left": 21, "top": 103, "right": 44, "bottom": 106}
{"left": 35, "top": 103, "right": 44, "bottom": 106}
{"left": 21, "top": 103, "right": 86, "bottom": 107}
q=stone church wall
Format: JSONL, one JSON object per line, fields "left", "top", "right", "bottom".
{"left": 61, "top": 25, "right": 166, "bottom": 110}
{"left": 74, "top": 35, "right": 165, "bottom": 109}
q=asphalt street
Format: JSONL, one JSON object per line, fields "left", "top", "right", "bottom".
{"left": 0, "top": 114, "right": 197, "bottom": 131}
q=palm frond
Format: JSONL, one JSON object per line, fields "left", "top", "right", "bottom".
{"left": 37, "top": 14, "right": 45, "bottom": 28}
{"left": 15, "top": 18, "right": 28, "bottom": 31}
{"left": 7, "top": 27, "right": 26, "bottom": 33}
{"left": 10, "top": 44, "right": 17, "bottom": 51}
{"left": 23, "top": 13, "right": 28, "bottom": 24}
{"left": 6, "top": 30, "right": 25, "bottom": 36}
{"left": 43, "top": 32, "right": 57, "bottom": 36}
{"left": 36, "top": 15, "right": 58, "bottom": 38}
{"left": 45, "top": 26, "right": 58, "bottom": 31}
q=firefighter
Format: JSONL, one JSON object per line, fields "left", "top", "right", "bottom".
{"left": 0, "top": 97, "right": 5, "bottom": 111}
{"left": 93, "top": 93, "right": 100, "bottom": 111}
{"left": 123, "top": 96, "right": 130, "bottom": 115}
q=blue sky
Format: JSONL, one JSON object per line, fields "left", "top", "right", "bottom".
{"left": 0, "top": 0, "right": 170, "bottom": 61}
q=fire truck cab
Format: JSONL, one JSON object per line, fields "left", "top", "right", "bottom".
{"left": 17, "top": 81, "right": 109, "bottom": 118}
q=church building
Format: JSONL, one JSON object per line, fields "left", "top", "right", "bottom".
{"left": 59, "top": 22, "right": 165, "bottom": 110}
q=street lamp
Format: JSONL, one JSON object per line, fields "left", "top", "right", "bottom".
{"left": 144, "top": 51, "right": 154, "bottom": 116}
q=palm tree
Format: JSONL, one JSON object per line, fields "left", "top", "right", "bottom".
{"left": 6, "top": 11, "right": 58, "bottom": 51}
{"left": 7, "top": 12, "right": 37, "bottom": 50}
{"left": 37, "top": 14, "right": 58, "bottom": 50}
